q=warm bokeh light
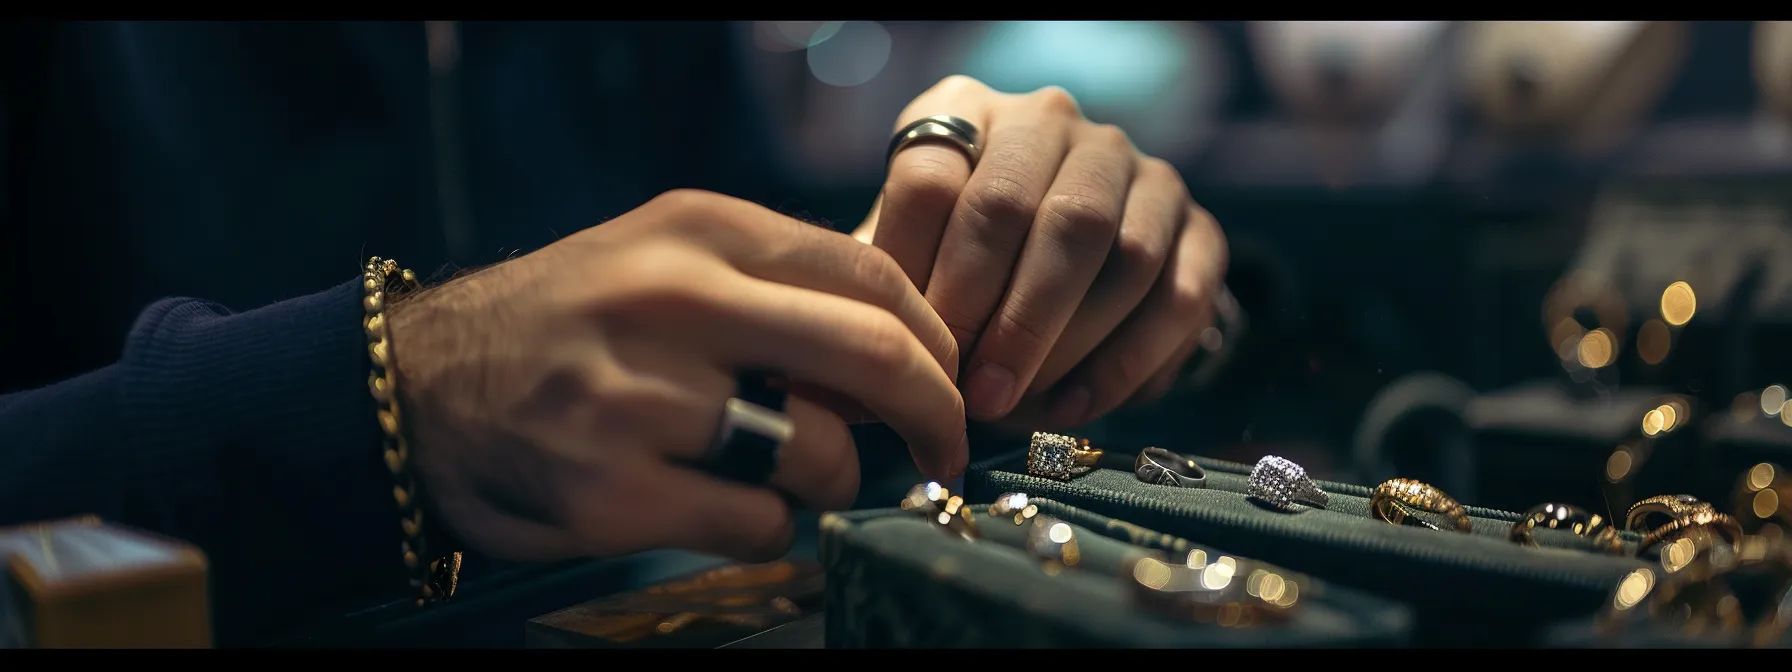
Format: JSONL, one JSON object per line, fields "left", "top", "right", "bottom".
{"left": 1613, "top": 568, "right": 1654, "bottom": 610}
{"left": 1642, "top": 408, "right": 1665, "bottom": 436}
{"left": 1577, "top": 328, "right": 1616, "bottom": 368}
{"left": 1636, "top": 319, "right": 1671, "bottom": 365}
{"left": 1763, "top": 385, "right": 1787, "bottom": 416}
{"left": 1656, "top": 403, "right": 1679, "bottom": 432}
{"left": 1606, "top": 448, "right": 1634, "bottom": 482}
{"left": 1660, "top": 281, "right": 1697, "bottom": 326}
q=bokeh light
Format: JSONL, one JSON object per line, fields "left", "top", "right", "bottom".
{"left": 807, "top": 22, "right": 892, "bottom": 87}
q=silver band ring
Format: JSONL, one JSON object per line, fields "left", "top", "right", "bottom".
{"left": 1247, "top": 455, "right": 1329, "bottom": 511}
{"left": 1134, "top": 447, "right": 1208, "bottom": 489}
{"left": 700, "top": 372, "right": 793, "bottom": 485}
{"left": 886, "top": 114, "right": 982, "bottom": 168}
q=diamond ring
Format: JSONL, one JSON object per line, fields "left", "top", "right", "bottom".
{"left": 1027, "top": 432, "right": 1104, "bottom": 481}
{"left": 1247, "top": 455, "right": 1329, "bottom": 511}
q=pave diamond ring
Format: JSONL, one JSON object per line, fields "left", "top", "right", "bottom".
{"left": 1247, "top": 455, "right": 1329, "bottom": 511}
{"left": 1028, "top": 432, "right": 1104, "bottom": 481}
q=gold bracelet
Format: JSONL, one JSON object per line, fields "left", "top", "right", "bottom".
{"left": 362, "top": 257, "right": 462, "bottom": 606}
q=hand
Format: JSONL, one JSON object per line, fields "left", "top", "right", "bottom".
{"left": 389, "top": 190, "right": 968, "bottom": 564}
{"left": 854, "top": 76, "right": 1229, "bottom": 431}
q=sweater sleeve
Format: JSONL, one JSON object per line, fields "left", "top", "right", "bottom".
{"left": 0, "top": 278, "right": 407, "bottom": 645}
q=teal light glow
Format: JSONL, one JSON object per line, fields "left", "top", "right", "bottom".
{"left": 961, "top": 22, "right": 1187, "bottom": 109}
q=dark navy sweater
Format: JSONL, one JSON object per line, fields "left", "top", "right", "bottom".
{"left": 0, "top": 21, "right": 795, "bottom": 645}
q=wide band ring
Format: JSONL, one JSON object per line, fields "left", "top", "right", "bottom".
{"left": 1247, "top": 455, "right": 1328, "bottom": 511}
{"left": 1134, "top": 447, "right": 1207, "bottom": 489}
{"left": 1371, "top": 478, "right": 1473, "bottom": 533}
{"left": 700, "top": 372, "right": 792, "bottom": 485}
{"left": 1637, "top": 509, "right": 1744, "bottom": 557}
{"left": 1127, "top": 552, "right": 1302, "bottom": 626}
{"left": 1028, "top": 432, "right": 1104, "bottom": 482}
{"left": 1510, "top": 503, "right": 1624, "bottom": 554}
{"left": 1626, "top": 494, "right": 1716, "bottom": 534}
{"left": 886, "top": 114, "right": 982, "bottom": 168}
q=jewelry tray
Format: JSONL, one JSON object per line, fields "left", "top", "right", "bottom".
{"left": 819, "top": 501, "right": 1411, "bottom": 648}
{"left": 964, "top": 447, "right": 1651, "bottom": 646}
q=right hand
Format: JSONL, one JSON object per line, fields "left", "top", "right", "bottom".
{"left": 387, "top": 189, "right": 968, "bottom": 564}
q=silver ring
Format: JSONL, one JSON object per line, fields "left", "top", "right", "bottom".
{"left": 1247, "top": 455, "right": 1329, "bottom": 511}
{"left": 886, "top": 114, "right": 982, "bottom": 168}
{"left": 701, "top": 396, "right": 794, "bottom": 485}
{"left": 1134, "top": 447, "right": 1207, "bottom": 489}
{"left": 1027, "top": 432, "right": 1104, "bottom": 482}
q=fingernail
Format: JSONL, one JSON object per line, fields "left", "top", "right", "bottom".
{"left": 965, "top": 363, "right": 1015, "bottom": 419}
{"left": 1051, "top": 386, "right": 1092, "bottom": 427}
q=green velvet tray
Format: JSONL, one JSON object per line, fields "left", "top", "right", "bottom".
{"left": 964, "top": 449, "right": 1650, "bottom": 646}
{"left": 819, "top": 500, "right": 1412, "bottom": 648}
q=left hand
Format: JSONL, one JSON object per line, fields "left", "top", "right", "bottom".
{"left": 852, "top": 75, "right": 1228, "bottom": 432}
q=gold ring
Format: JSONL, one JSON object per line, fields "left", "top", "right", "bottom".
{"left": 1126, "top": 551, "right": 1303, "bottom": 627}
{"left": 1509, "top": 503, "right": 1624, "bottom": 554}
{"left": 1636, "top": 509, "right": 1743, "bottom": 557}
{"left": 1370, "top": 478, "right": 1473, "bottom": 533}
{"left": 1626, "top": 494, "right": 1716, "bottom": 534}
{"left": 1027, "top": 432, "right": 1104, "bottom": 481}
{"left": 901, "top": 481, "right": 979, "bottom": 540}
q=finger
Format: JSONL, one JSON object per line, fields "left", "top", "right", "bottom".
{"left": 1048, "top": 205, "right": 1227, "bottom": 427}
{"left": 627, "top": 461, "right": 799, "bottom": 563}
{"left": 872, "top": 77, "right": 997, "bottom": 289}
{"left": 964, "top": 123, "right": 1137, "bottom": 421}
{"left": 653, "top": 190, "right": 959, "bottom": 380}
{"left": 1025, "top": 157, "right": 1188, "bottom": 394}
{"left": 1131, "top": 329, "right": 1205, "bottom": 406}
{"left": 652, "top": 387, "right": 862, "bottom": 513}
{"left": 649, "top": 276, "right": 969, "bottom": 480}
{"left": 927, "top": 87, "right": 1079, "bottom": 411}
{"left": 765, "top": 398, "right": 861, "bottom": 512}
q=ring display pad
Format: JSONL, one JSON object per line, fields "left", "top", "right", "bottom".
{"left": 819, "top": 503, "right": 1410, "bottom": 648}
{"left": 965, "top": 450, "right": 1650, "bottom": 646}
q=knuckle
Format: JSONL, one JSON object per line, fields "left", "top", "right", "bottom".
{"left": 1041, "top": 191, "right": 1120, "bottom": 248}
{"left": 859, "top": 312, "right": 923, "bottom": 380}
{"left": 884, "top": 158, "right": 963, "bottom": 213}
{"left": 1087, "top": 123, "right": 1134, "bottom": 151}
{"left": 989, "top": 303, "right": 1058, "bottom": 364}
{"left": 964, "top": 172, "right": 1039, "bottom": 226}
{"left": 1167, "top": 274, "right": 1212, "bottom": 317}
{"left": 1141, "top": 156, "right": 1182, "bottom": 182}
{"left": 934, "top": 299, "right": 991, "bottom": 345}
{"left": 1111, "top": 229, "right": 1165, "bottom": 287}
{"left": 934, "top": 74, "right": 987, "bottom": 97}
{"left": 1030, "top": 85, "right": 1082, "bottom": 116}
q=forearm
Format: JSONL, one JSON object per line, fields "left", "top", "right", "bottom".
{"left": 0, "top": 279, "right": 403, "bottom": 645}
